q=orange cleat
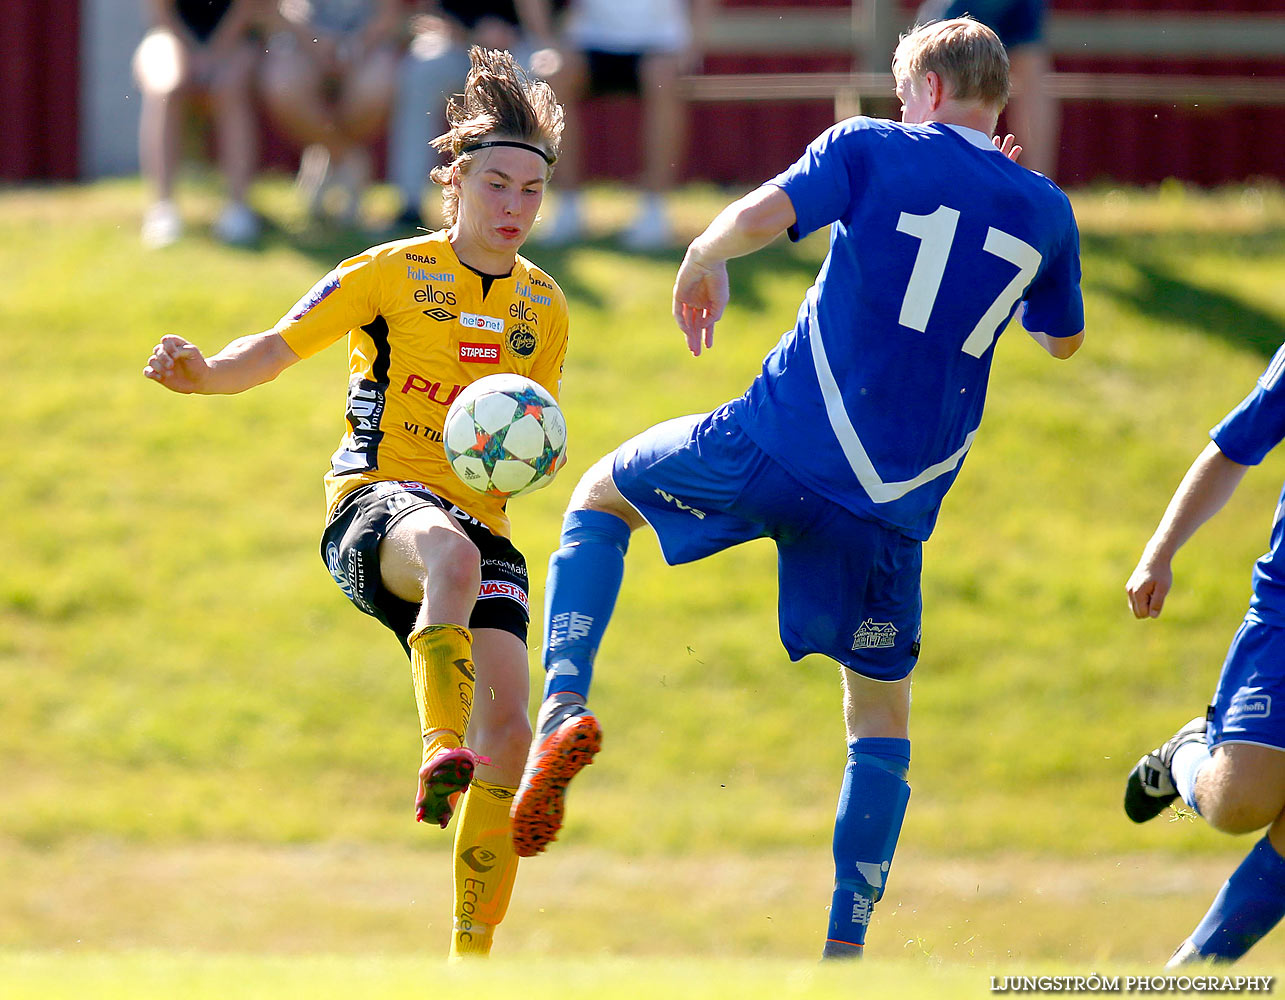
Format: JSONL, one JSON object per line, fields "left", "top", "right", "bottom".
{"left": 511, "top": 708, "right": 602, "bottom": 857}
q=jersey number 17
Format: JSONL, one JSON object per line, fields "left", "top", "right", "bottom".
{"left": 896, "top": 205, "right": 1042, "bottom": 358}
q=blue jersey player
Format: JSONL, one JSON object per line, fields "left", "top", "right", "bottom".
{"left": 511, "top": 16, "right": 1085, "bottom": 958}
{"left": 1125, "top": 346, "right": 1285, "bottom": 965}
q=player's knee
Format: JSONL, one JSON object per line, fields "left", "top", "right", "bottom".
{"left": 423, "top": 531, "right": 482, "bottom": 599}
{"left": 567, "top": 455, "right": 613, "bottom": 509}
{"left": 567, "top": 452, "right": 642, "bottom": 529}
{"left": 1201, "top": 779, "right": 1282, "bottom": 835}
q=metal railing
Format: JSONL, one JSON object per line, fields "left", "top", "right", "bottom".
{"left": 686, "top": 5, "right": 1285, "bottom": 113}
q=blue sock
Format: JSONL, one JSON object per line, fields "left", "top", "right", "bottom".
{"left": 824, "top": 737, "right": 912, "bottom": 957}
{"left": 541, "top": 509, "right": 632, "bottom": 702}
{"left": 1188, "top": 836, "right": 1285, "bottom": 961}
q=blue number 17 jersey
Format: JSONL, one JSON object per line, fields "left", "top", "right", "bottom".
{"left": 735, "top": 116, "right": 1084, "bottom": 540}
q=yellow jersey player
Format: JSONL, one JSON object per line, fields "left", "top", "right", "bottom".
{"left": 144, "top": 47, "right": 567, "bottom": 960}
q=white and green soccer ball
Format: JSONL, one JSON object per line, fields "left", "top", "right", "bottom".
{"left": 443, "top": 374, "right": 568, "bottom": 498}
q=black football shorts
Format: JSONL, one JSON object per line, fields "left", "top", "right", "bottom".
{"left": 320, "top": 480, "right": 530, "bottom": 653}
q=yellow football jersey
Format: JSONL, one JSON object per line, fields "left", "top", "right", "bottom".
{"left": 275, "top": 230, "right": 569, "bottom": 538}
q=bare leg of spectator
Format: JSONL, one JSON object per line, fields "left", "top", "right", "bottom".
{"left": 538, "top": 51, "right": 588, "bottom": 245}
{"left": 210, "top": 39, "right": 260, "bottom": 244}
{"left": 624, "top": 50, "right": 685, "bottom": 250}
{"left": 388, "top": 42, "right": 472, "bottom": 227}
{"left": 134, "top": 31, "right": 188, "bottom": 247}
{"left": 332, "top": 45, "right": 399, "bottom": 224}
{"left": 261, "top": 43, "right": 341, "bottom": 217}
{"left": 1006, "top": 46, "right": 1058, "bottom": 179}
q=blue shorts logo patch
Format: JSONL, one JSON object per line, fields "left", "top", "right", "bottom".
{"left": 653, "top": 488, "right": 706, "bottom": 519}
{"left": 1227, "top": 692, "right": 1272, "bottom": 722}
{"left": 852, "top": 619, "right": 898, "bottom": 650}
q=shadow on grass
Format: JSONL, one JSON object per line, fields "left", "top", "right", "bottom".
{"left": 247, "top": 209, "right": 1285, "bottom": 366}
{"left": 248, "top": 209, "right": 826, "bottom": 318}
{"left": 1082, "top": 231, "right": 1285, "bottom": 359}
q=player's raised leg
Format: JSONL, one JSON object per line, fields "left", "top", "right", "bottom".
{"left": 1123, "top": 716, "right": 1209, "bottom": 824}
{"left": 1161, "top": 742, "right": 1285, "bottom": 965}
{"left": 1124, "top": 610, "right": 1285, "bottom": 964}
{"left": 380, "top": 506, "right": 487, "bottom": 827}
{"left": 512, "top": 454, "right": 643, "bottom": 857}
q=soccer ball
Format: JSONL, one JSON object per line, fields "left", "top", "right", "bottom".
{"left": 442, "top": 374, "right": 568, "bottom": 497}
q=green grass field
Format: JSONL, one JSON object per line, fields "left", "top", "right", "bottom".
{"left": 3, "top": 173, "right": 1285, "bottom": 991}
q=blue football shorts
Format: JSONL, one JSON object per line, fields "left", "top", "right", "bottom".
{"left": 1208, "top": 613, "right": 1285, "bottom": 751}
{"left": 611, "top": 405, "right": 922, "bottom": 681}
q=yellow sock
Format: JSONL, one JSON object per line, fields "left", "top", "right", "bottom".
{"left": 449, "top": 778, "right": 520, "bottom": 960}
{"left": 408, "top": 624, "right": 475, "bottom": 760}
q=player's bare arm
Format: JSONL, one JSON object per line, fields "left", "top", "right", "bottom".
{"left": 1028, "top": 328, "right": 1084, "bottom": 359}
{"left": 1012, "top": 305, "right": 1084, "bottom": 359}
{"left": 144, "top": 331, "right": 301, "bottom": 395}
{"left": 1127, "top": 442, "right": 1250, "bottom": 619}
{"left": 673, "top": 184, "right": 797, "bottom": 356}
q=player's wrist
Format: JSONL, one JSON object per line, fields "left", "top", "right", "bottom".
{"left": 685, "top": 238, "right": 724, "bottom": 272}
{"left": 1141, "top": 542, "right": 1176, "bottom": 569}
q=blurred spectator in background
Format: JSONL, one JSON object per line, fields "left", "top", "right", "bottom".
{"left": 385, "top": 1, "right": 559, "bottom": 234}
{"left": 261, "top": 0, "right": 403, "bottom": 225}
{"left": 918, "top": 0, "right": 1058, "bottom": 178}
{"left": 539, "top": 0, "right": 716, "bottom": 251}
{"left": 133, "top": 0, "right": 264, "bottom": 248}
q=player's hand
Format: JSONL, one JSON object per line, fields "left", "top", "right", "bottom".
{"left": 672, "top": 253, "right": 729, "bottom": 357}
{"left": 1126, "top": 556, "right": 1173, "bottom": 619}
{"left": 993, "top": 133, "right": 1023, "bottom": 162}
{"left": 144, "top": 334, "right": 212, "bottom": 394}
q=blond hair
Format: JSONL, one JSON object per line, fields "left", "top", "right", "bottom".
{"left": 429, "top": 47, "right": 565, "bottom": 226}
{"left": 893, "top": 17, "right": 1010, "bottom": 110}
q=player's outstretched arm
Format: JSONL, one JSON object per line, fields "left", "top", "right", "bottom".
{"left": 144, "top": 331, "right": 301, "bottom": 395}
{"left": 673, "top": 184, "right": 797, "bottom": 356}
{"left": 1126, "top": 442, "right": 1250, "bottom": 619}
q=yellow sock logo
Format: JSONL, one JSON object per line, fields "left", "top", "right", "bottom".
{"left": 460, "top": 846, "right": 498, "bottom": 873}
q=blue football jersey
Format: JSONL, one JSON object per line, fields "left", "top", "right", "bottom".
{"left": 1211, "top": 344, "right": 1285, "bottom": 627}
{"left": 735, "top": 116, "right": 1084, "bottom": 540}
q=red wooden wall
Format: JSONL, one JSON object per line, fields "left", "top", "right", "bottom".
{"left": 1051, "top": 0, "right": 1285, "bottom": 185}
{"left": 581, "top": 0, "right": 1285, "bottom": 187}
{"left": 0, "top": 1, "right": 80, "bottom": 181}
{"left": 2, "top": 0, "right": 1283, "bottom": 188}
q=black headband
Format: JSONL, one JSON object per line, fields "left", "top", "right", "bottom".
{"left": 461, "top": 140, "right": 555, "bottom": 166}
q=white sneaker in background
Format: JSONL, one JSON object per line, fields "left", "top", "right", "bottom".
{"left": 333, "top": 147, "right": 372, "bottom": 226}
{"left": 536, "top": 195, "right": 585, "bottom": 246}
{"left": 213, "top": 201, "right": 260, "bottom": 246}
{"left": 296, "top": 143, "right": 331, "bottom": 219}
{"left": 141, "top": 200, "right": 182, "bottom": 249}
{"left": 620, "top": 198, "right": 674, "bottom": 251}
